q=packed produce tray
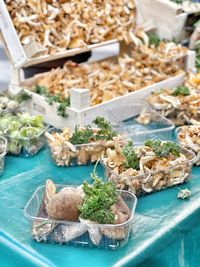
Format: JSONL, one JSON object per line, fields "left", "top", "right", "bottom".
{"left": 0, "top": 0, "right": 136, "bottom": 68}
{"left": 9, "top": 50, "right": 195, "bottom": 129}
{"left": 24, "top": 184, "right": 137, "bottom": 250}
{"left": 101, "top": 140, "right": 196, "bottom": 197}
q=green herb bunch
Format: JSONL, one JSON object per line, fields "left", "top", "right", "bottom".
{"left": 171, "top": 86, "right": 190, "bottom": 96}
{"left": 33, "top": 85, "right": 70, "bottom": 118}
{"left": 79, "top": 165, "right": 117, "bottom": 224}
{"left": 145, "top": 140, "right": 180, "bottom": 157}
{"left": 122, "top": 140, "right": 140, "bottom": 170}
{"left": 194, "top": 39, "right": 200, "bottom": 71}
{"left": 93, "top": 117, "right": 117, "bottom": 141}
{"left": 69, "top": 116, "right": 117, "bottom": 145}
{"left": 148, "top": 33, "right": 161, "bottom": 47}
{"left": 70, "top": 126, "right": 94, "bottom": 145}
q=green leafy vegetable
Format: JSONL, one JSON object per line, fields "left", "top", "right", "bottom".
{"left": 93, "top": 116, "right": 117, "bottom": 141}
{"left": 148, "top": 33, "right": 161, "bottom": 47}
{"left": 79, "top": 164, "right": 117, "bottom": 224}
{"left": 171, "top": 86, "right": 190, "bottom": 96}
{"left": 33, "top": 85, "right": 70, "bottom": 118}
{"left": 145, "top": 139, "right": 180, "bottom": 157}
{"left": 122, "top": 140, "right": 139, "bottom": 170}
{"left": 195, "top": 40, "right": 200, "bottom": 71}
{"left": 69, "top": 117, "right": 117, "bottom": 144}
{"left": 170, "top": 0, "right": 183, "bottom": 3}
{"left": 14, "top": 90, "right": 32, "bottom": 103}
{"left": 0, "top": 113, "right": 46, "bottom": 155}
{"left": 70, "top": 126, "right": 94, "bottom": 145}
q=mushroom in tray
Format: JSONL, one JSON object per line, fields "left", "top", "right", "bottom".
{"left": 102, "top": 138, "right": 195, "bottom": 196}
{"left": 176, "top": 125, "right": 200, "bottom": 166}
{"left": 32, "top": 166, "right": 132, "bottom": 246}
{"left": 147, "top": 85, "right": 200, "bottom": 126}
{"left": 45, "top": 117, "right": 120, "bottom": 166}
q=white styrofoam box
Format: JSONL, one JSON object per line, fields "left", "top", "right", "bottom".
{"left": 0, "top": 0, "right": 122, "bottom": 68}
{"left": 138, "top": 0, "right": 188, "bottom": 41}
{"left": 8, "top": 50, "right": 195, "bottom": 129}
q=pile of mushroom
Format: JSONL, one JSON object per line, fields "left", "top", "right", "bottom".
{"left": 6, "top": 0, "right": 136, "bottom": 54}
{"left": 102, "top": 138, "right": 194, "bottom": 196}
{"left": 31, "top": 44, "right": 185, "bottom": 106}
{"left": 147, "top": 87, "right": 200, "bottom": 125}
{"left": 184, "top": 71, "right": 200, "bottom": 91}
{"left": 138, "top": 42, "right": 188, "bottom": 62}
{"left": 176, "top": 125, "right": 200, "bottom": 166}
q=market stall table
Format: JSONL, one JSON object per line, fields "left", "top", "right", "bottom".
{"left": 0, "top": 147, "right": 200, "bottom": 267}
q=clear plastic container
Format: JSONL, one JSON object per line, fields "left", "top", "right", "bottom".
{"left": 24, "top": 185, "right": 137, "bottom": 250}
{"left": 46, "top": 128, "right": 116, "bottom": 166}
{"left": 108, "top": 102, "right": 175, "bottom": 145}
{"left": 101, "top": 146, "right": 196, "bottom": 197}
{"left": 175, "top": 126, "right": 200, "bottom": 166}
{"left": 0, "top": 137, "right": 7, "bottom": 176}
{"left": 5, "top": 126, "right": 49, "bottom": 157}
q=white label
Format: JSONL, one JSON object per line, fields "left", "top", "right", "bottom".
{"left": 0, "top": 0, "right": 27, "bottom": 67}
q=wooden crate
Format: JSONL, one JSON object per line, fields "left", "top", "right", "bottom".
{"left": 8, "top": 50, "right": 195, "bottom": 129}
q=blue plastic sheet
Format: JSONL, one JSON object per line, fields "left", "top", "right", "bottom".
{"left": 0, "top": 147, "right": 200, "bottom": 267}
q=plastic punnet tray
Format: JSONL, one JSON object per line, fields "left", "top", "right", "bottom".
{"left": 24, "top": 185, "right": 137, "bottom": 250}
{"left": 108, "top": 102, "right": 175, "bottom": 145}
{"left": 101, "top": 146, "right": 196, "bottom": 197}
{"left": 4, "top": 125, "right": 49, "bottom": 157}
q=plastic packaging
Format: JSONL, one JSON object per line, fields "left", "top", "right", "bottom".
{"left": 175, "top": 125, "right": 200, "bottom": 166}
{"left": 47, "top": 128, "right": 116, "bottom": 166}
{"left": 108, "top": 102, "right": 175, "bottom": 145}
{"left": 6, "top": 126, "right": 48, "bottom": 157}
{"left": 101, "top": 146, "right": 196, "bottom": 197}
{"left": 0, "top": 137, "right": 7, "bottom": 176}
{"left": 24, "top": 185, "right": 137, "bottom": 250}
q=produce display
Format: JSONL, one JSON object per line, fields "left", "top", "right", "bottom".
{"left": 147, "top": 85, "right": 200, "bottom": 125}
{"left": 29, "top": 42, "right": 186, "bottom": 113}
{"left": 1, "top": 0, "right": 200, "bottom": 258}
{"left": 0, "top": 113, "right": 47, "bottom": 156}
{"left": 26, "top": 176, "right": 137, "bottom": 249}
{"left": 46, "top": 117, "right": 122, "bottom": 166}
{"left": 6, "top": 0, "right": 136, "bottom": 54}
{"left": 0, "top": 137, "right": 7, "bottom": 176}
{"left": 101, "top": 138, "right": 195, "bottom": 196}
{"left": 176, "top": 125, "right": 200, "bottom": 165}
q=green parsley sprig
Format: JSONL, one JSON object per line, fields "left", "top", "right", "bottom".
{"left": 69, "top": 126, "right": 94, "bottom": 145}
{"left": 145, "top": 139, "right": 180, "bottom": 157}
{"left": 33, "top": 85, "right": 69, "bottom": 118}
{"left": 171, "top": 86, "right": 190, "bottom": 97}
{"left": 93, "top": 117, "right": 117, "bottom": 141}
{"left": 69, "top": 117, "right": 117, "bottom": 145}
{"left": 79, "top": 162, "right": 117, "bottom": 224}
{"left": 122, "top": 140, "right": 140, "bottom": 170}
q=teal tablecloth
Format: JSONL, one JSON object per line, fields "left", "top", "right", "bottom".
{"left": 0, "top": 147, "right": 200, "bottom": 267}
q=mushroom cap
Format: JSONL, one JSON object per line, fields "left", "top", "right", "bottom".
{"left": 46, "top": 187, "right": 83, "bottom": 221}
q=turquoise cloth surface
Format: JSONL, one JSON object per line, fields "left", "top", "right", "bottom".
{"left": 0, "top": 147, "right": 200, "bottom": 267}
